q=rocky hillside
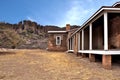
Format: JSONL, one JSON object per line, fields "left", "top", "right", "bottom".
{"left": 0, "top": 20, "right": 80, "bottom": 49}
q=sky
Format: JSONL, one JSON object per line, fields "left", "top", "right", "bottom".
{"left": 0, "top": 0, "right": 119, "bottom": 27}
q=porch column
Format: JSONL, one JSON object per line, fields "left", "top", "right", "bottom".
{"left": 71, "top": 38, "right": 73, "bottom": 50}
{"left": 102, "top": 12, "right": 112, "bottom": 69}
{"left": 70, "top": 38, "right": 73, "bottom": 50}
{"left": 82, "top": 29, "right": 84, "bottom": 50}
{"left": 75, "top": 33, "right": 79, "bottom": 55}
{"left": 89, "top": 23, "right": 92, "bottom": 50}
{"left": 68, "top": 39, "right": 69, "bottom": 50}
{"left": 70, "top": 38, "right": 72, "bottom": 50}
{"left": 82, "top": 29, "right": 86, "bottom": 57}
{"left": 104, "top": 12, "right": 108, "bottom": 50}
{"left": 69, "top": 39, "right": 71, "bottom": 50}
{"left": 78, "top": 32, "right": 80, "bottom": 51}
{"left": 89, "top": 23, "right": 95, "bottom": 62}
{"left": 67, "top": 39, "right": 71, "bottom": 53}
{"left": 72, "top": 37, "right": 74, "bottom": 50}
{"left": 77, "top": 32, "right": 81, "bottom": 56}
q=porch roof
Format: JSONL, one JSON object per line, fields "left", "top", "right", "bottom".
{"left": 69, "top": 6, "right": 120, "bottom": 39}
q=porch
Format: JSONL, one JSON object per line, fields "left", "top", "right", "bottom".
{"left": 68, "top": 9, "right": 120, "bottom": 69}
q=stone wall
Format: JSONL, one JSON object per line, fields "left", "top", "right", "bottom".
{"left": 108, "top": 14, "right": 120, "bottom": 49}
{"left": 48, "top": 33, "right": 67, "bottom": 51}
{"left": 92, "top": 25, "right": 104, "bottom": 50}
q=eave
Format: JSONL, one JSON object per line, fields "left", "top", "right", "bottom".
{"left": 69, "top": 7, "right": 120, "bottom": 39}
{"left": 48, "top": 31, "right": 67, "bottom": 33}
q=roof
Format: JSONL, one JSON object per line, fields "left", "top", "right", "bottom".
{"left": 112, "top": 1, "right": 120, "bottom": 7}
{"left": 67, "top": 28, "right": 79, "bottom": 39}
{"left": 48, "top": 27, "right": 79, "bottom": 34}
{"left": 48, "top": 31, "right": 67, "bottom": 33}
{"left": 69, "top": 2, "right": 120, "bottom": 39}
{"left": 68, "top": 28, "right": 79, "bottom": 33}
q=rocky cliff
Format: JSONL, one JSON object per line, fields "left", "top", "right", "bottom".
{"left": 0, "top": 20, "right": 80, "bottom": 49}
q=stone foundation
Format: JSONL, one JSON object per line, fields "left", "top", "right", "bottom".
{"left": 82, "top": 53, "right": 86, "bottom": 58}
{"left": 89, "top": 54, "right": 95, "bottom": 62}
{"left": 102, "top": 55, "right": 112, "bottom": 69}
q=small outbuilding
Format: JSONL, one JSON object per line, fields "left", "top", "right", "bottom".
{"left": 47, "top": 24, "right": 70, "bottom": 51}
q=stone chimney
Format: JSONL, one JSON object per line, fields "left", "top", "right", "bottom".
{"left": 66, "top": 24, "right": 70, "bottom": 31}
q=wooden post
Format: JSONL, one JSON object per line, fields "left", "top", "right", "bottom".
{"left": 89, "top": 23, "right": 92, "bottom": 50}
{"left": 82, "top": 29, "right": 85, "bottom": 57}
{"left": 82, "top": 29, "right": 84, "bottom": 50}
{"left": 102, "top": 13, "right": 111, "bottom": 69}
{"left": 104, "top": 12, "right": 108, "bottom": 50}
{"left": 75, "top": 33, "right": 79, "bottom": 56}
{"left": 89, "top": 23, "right": 95, "bottom": 62}
{"left": 78, "top": 32, "right": 80, "bottom": 51}
{"left": 70, "top": 38, "right": 72, "bottom": 50}
{"left": 69, "top": 38, "right": 71, "bottom": 50}
{"left": 77, "top": 32, "right": 80, "bottom": 56}
{"left": 72, "top": 37, "right": 74, "bottom": 50}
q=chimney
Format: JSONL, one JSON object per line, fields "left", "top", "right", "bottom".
{"left": 66, "top": 24, "right": 70, "bottom": 31}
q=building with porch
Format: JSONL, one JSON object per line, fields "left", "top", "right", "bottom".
{"left": 48, "top": 2, "right": 120, "bottom": 69}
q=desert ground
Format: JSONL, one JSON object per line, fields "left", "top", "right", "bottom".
{"left": 0, "top": 49, "right": 120, "bottom": 80}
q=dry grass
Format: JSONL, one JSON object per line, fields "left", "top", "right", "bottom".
{"left": 0, "top": 49, "right": 119, "bottom": 80}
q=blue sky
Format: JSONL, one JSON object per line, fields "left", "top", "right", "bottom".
{"left": 0, "top": 0, "right": 119, "bottom": 27}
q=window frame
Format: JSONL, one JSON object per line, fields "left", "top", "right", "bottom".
{"left": 56, "top": 36, "right": 61, "bottom": 45}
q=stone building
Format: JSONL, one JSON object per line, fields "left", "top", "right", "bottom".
{"left": 48, "top": 2, "right": 120, "bottom": 69}
{"left": 47, "top": 24, "right": 75, "bottom": 51}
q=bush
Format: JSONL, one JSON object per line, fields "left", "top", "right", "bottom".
{"left": 0, "top": 29, "right": 24, "bottom": 48}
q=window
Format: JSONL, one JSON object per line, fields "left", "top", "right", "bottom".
{"left": 56, "top": 36, "right": 61, "bottom": 45}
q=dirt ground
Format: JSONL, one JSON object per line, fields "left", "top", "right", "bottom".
{"left": 0, "top": 49, "right": 120, "bottom": 80}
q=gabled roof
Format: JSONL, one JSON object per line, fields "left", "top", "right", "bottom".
{"left": 67, "top": 28, "right": 79, "bottom": 39}
{"left": 112, "top": 1, "right": 120, "bottom": 7}
{"left": 69, "top": 2, "right": 120, "bottom": 39}
{"left": 68, "top": 28, "right": 79, "bottom": 33}
{"left": 48, "top": 27, "right": 79, "bottom": 34}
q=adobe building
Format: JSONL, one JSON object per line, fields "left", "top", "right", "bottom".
{"left": 47, "top": 24, "right": 71, "bottom": 51}
{"left": 48, "top": 2, "right": 120, "bottom": 69}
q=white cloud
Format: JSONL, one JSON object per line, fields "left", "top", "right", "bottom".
{"left": 58, "top": 0, "right": 94, "bottom": 26}
{"left": 27, "top": 16, "right": 37, "bottom": 22}
{"left": 26, "top": 0, "right": 97, "bottom": 27}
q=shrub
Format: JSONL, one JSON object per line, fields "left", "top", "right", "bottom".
{"left": 0, "top": 29, "right": 24, "bottom": 48}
